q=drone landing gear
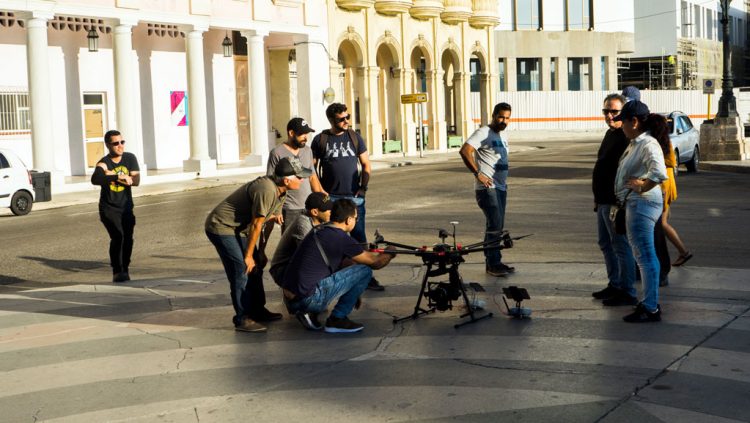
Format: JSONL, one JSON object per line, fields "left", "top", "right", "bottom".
{"left": 393, "top": 262, "right": 493, "bottom": 329}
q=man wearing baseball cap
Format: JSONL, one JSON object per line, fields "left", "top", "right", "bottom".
{"left": 206, "top": 156, "right": 312, "bottom": 332}
{"left": 266, "top": 117, "right": 324, "bottom": 233}
{"left": 269, "top": 192, "right": 333, "bottom": 330}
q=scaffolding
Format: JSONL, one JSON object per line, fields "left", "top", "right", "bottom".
{"left": 677, "top": 39, "right": 698, "bottom": 90}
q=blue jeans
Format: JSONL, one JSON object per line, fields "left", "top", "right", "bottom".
{"left": 625, "top": 197, "right": 663, "bottom": 312}
{"left": 206, "top": 231, "right": 266, "bottom": 325}
{"left": 475, "top": 188, "right": 507, "bottom": 266}
{"left": 329, "top": 195, "right": 367, "bottom": 244}
{"left": 302, "top": 265, "right": 372, "bottom": 318}
{"left": 597, "top": 204, "right": 636, "bottom": 295}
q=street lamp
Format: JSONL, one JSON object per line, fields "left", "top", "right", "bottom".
{"left": 222, "top": 32, "right": 233, "bottom": 58}
{"left": 87, "top": 27, "right": 99, "bottom": 52}
{"left": 717, "top": 0, "right": 738, "bottom": 118}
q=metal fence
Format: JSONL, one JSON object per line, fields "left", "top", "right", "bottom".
{"left": 468, "top": 89, "right": 750, "bottom": 131}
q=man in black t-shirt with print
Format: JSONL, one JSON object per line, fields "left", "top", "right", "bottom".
{"left": 282, "top": 199, "right": 395, "bottom": 333}
{"left": 311, "top": 103, "right": 385, "bottom": 292}
{"left": 91, "top": 130, "right": 140, "bottom": 283}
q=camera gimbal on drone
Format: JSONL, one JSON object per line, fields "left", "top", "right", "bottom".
{"left": 370, "top": 222, "right": 530, "bottom": 328}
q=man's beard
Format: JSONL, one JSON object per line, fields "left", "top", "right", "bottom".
{"left": 292, "top": 139, "right": 306, "bottom": 148}
{"left": 498, "top": 123, "right": 507, "bottom": 131}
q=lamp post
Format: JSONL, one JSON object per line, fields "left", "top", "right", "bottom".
{"left": 717, "top": 0, "right": 738, "bottom": 118}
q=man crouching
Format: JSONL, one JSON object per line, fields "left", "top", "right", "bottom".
{"left": 281, "top": 199, "right": 395, "bottom": 333}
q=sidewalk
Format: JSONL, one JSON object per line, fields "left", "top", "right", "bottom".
{"left": 9, "top": 129, "right": 750, "bottom": 215}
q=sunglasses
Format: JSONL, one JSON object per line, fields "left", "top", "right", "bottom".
{"left": 336, "top": 114, "right": 351, "bottom": 123}
{"left": 602, "top": 109, "right": 621, "bottom": 116}
{"left": 108, "top": 140, "right": 126, "bottom": 146}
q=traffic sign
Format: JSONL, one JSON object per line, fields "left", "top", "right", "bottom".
{"left": 703, "top": 79, "right": 715, "bottom": 95}
{"left": 400, "top": 93, "right": 428, "bottom": 104}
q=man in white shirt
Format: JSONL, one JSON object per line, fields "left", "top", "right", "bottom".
{"left": 459, "top": 103, "right": 514, "bottom": 277}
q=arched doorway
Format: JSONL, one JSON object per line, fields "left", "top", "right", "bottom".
{"left": 441, "top": 47, "right": 463, "bottom": 146}
{"left": 408, "top": 45, "right": 435, "bottom": 151}
{"left": 469, "top": 49, "right": 489, "bottom": 129}
{"left": 337, "top": 39, "right": 364, "bottom": 135}
{"left": 376, "top": 42, "right": 402, "bottom": 153}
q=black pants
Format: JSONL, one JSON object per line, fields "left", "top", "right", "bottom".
{"left": 100, "top": 208, "right": 135, "bottom": 274}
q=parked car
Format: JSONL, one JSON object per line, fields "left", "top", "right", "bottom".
{"left": 660, "top": 111, "right": 700, "bottom": 173}
{"left": 0, "top": 148, "right": 35, "bottom": 215}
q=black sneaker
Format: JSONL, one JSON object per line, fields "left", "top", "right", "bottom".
{"left": 324, "top": 316, "right": 364, "bottom": 333}
{"left": 623, "top": 303, "right": 661, "bottom": 323}
{"left": 592, "top": 285, "right": 619, "bottom": 299}
{"left": 602, "top": 291, "right": 638, "bottom": 306}
{"left": 113, "top": 272, "right": 129, "bottom": 283}
{"left": 486, "top": 265, "right": 509, "bottom": 277}
{"left": 498, "top": 263, "right": 516, "bottom": 274}
{"left": 367, "top": 277, "right": 385, "bottom": 291}
{"left": 296, "top": 312, "right": 322, "bottom": 331}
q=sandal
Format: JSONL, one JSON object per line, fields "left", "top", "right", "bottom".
{"left": 672, "top": 251, "right": 693, "bottom": 267}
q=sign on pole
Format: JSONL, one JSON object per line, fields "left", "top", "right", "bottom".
{"left": 703, "top": 79, "right": 715, "bottom": 95}
{"left": 400, "top": 93, "right": 428, "bottom": 104}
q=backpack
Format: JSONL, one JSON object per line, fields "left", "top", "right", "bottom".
{"left": 316, "top": 128, "right": 362, "bottom": 177}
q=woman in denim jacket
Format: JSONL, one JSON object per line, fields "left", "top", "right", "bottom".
{"left": 613, "top": 101, "right": 668, "bottom": 323}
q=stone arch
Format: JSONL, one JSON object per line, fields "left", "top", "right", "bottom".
{"left": 440, "top": 41, "right": 464, "bottom": 138}
{"left": 335, "top": 32, "right": 367, "bottom": 134}
{"left": 373, "top": 31, "right": 402, "bottom": 69}
{"left": 469, "top": 41, "right": 490, "bottom": 128}
{"left": 374, "top": 34, "right": 403, "bottom": 149}
{"left": 407, "top": 36, "right": 435, "bottom": 151}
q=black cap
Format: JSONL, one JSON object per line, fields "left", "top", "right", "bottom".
{"left": 614, "top": 100, "right": 650, "bottom": 122}
{"left": 274, "top": 157, "right": 313, "bottom": 178}
{"left": 305, "top": 192, "right": 333, "bottom": 211}
{"left": 287, "top": 117, "right": 315, "bottom": 135}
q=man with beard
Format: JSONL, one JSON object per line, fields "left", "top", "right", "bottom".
{"left": 459, "top": 102, "right": 514, "bottom": 277}
{"left": 591, "top": 93, "right": 637, "bottom": 305}
{"left": 267, "top": 117, "right": 324, "bottom": 233}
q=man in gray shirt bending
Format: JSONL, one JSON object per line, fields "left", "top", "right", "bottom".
{"left": 267, "top": 117, "right": 324, "bottom": 232}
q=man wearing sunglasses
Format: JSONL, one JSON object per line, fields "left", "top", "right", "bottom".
{"left": 91, "top": 130, "right": 141, "bottom": 283}
{"left": 311, "top": 103, "right": 384, "bottom": 291}
{"left": 591, "top": 93, "right": 636, "bottom": 305}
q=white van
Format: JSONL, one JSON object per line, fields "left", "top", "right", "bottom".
{"left": 0, "top": 148, "right": 35, "bottom": 215}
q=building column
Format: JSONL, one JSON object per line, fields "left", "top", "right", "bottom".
{"left": 242, "top": 30, "right": 271, "bottom": 166}
{"left": 182, "top": 27, "right": 216, "bottom": 175}
{"left": 607, "top": 56, "right": 618, "bottom": 92}
{"left": 505, "top": 57, "right": 517, "bottom": 92}
{"left": 434, "top": 69, "right": 448, "bottom": 151}
{"left": 112, "top": 20, "right": 147, "bottom": 177}
{"left": 541, "top": 57, "right": 552, "bottom": 91}
{"left": 24, "top": 12, "right": 59, "bottom": 183}
{"left": 455, "top": 71, "right": 469, "bottom": 137}
{"left": 480, "top": 73, "right": 491, "bottom": 126}
{"left": 401, "top": 68, "right": 418, "bottom": 156}
{"left": 426, "top": 69, "right": 441, "bottom": 151}
{"left": 363, "top": 66, "right": 383, "bottom": 158}
{"left": 591, "top": 55, "right": 603, "bottom": 91}
{"left": 557, "top": 56, "right": 569, "bottom": 91}
{"left": 294, "top": 35, "right": 330, "bottom": 133}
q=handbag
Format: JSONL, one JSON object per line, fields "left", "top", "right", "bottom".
{"left": 609, "top": 190, "right": 631, "bottom": 235}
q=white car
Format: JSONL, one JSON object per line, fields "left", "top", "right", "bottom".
{"left": 661, "top": 111, "right": 700, "bottom": 173}
{"left": 0, "top": 148, "right": 35, "bottom": 215}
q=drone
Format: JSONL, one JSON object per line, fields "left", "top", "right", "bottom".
{"left": 370, "top": 222, "right": 531, "bottom": 329}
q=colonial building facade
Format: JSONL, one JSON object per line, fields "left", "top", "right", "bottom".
{"left": 326, "top": 0, "right": 498, "bottom": 155}
{"left": 0, "top": 0, "right": 330, "bottom": 185}
{"left": 0, "top": 0, "right": 497, "bottom": 186}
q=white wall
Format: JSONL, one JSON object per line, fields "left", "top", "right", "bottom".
{"left": 594, "top": 0, "right": 634, "bottom": 33}
{"left": 478, "top": 89, "right": 730, "bottom": 131}
{"left": 633, "top": 0, "right": 679, "bottom": 57}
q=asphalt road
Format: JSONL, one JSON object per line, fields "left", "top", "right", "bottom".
{"left": 1, "top": 139, "right": 749, "bottom": 287}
